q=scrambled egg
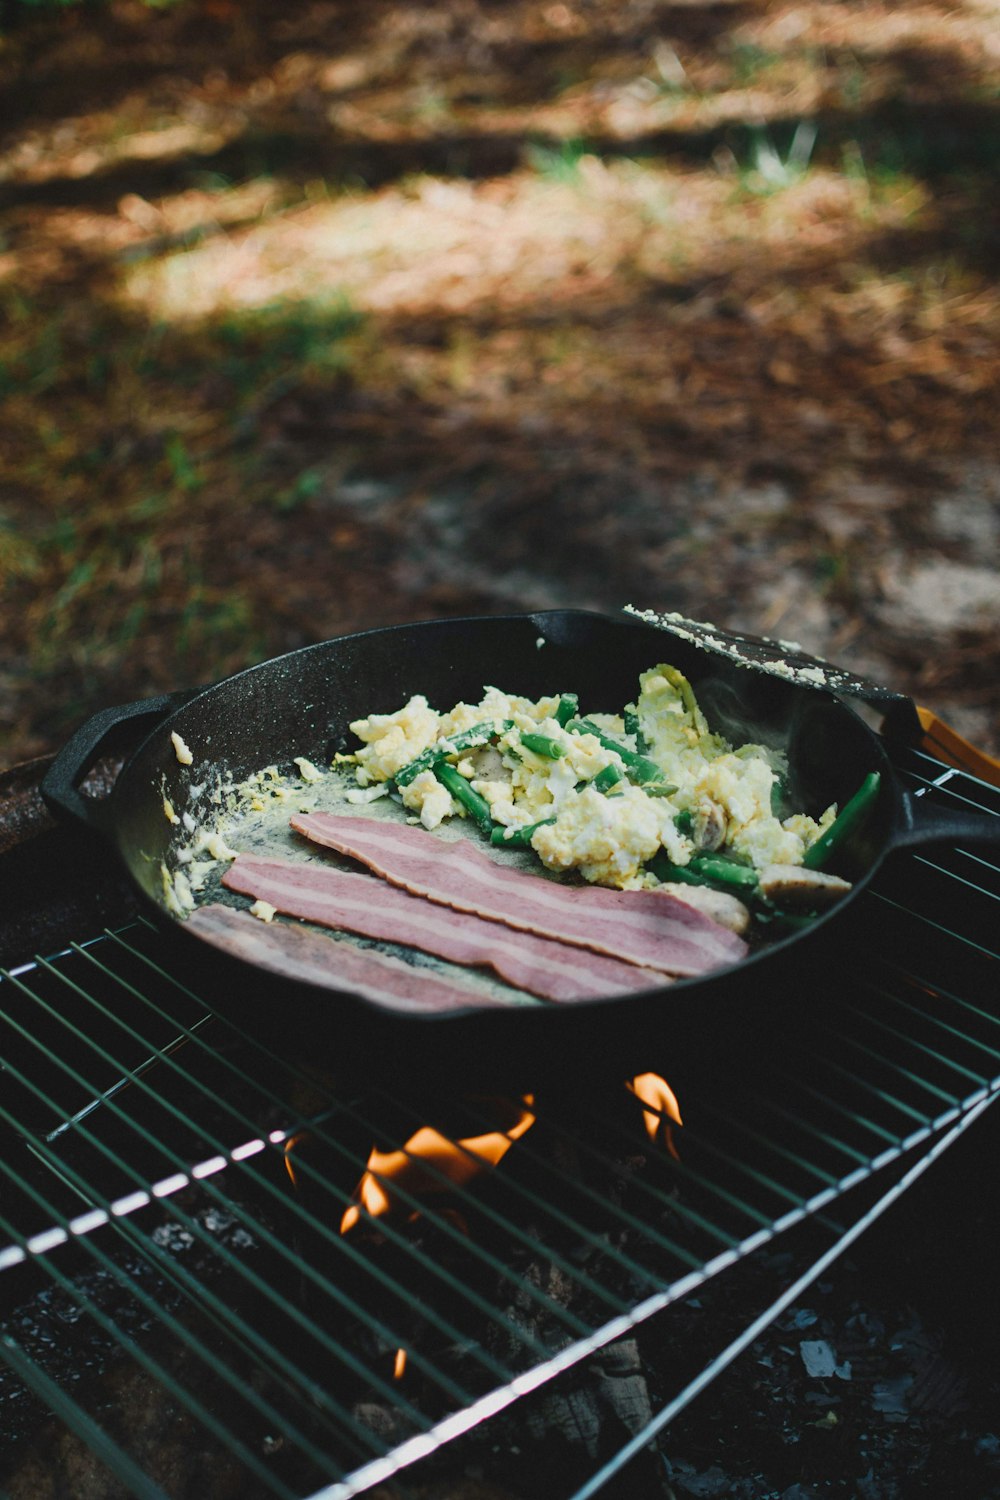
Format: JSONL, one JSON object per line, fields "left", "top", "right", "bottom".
{"left": 351, "top": 694, "right": 442, "bottom": 783}
{"left": 347, "top": 668, "right": 835, "bottom": 889}
{"left": 398, "top": 767, "right": 455, "bottom": 830}
{"left": 531, "top": 784, "right": 690, "bottom": 887}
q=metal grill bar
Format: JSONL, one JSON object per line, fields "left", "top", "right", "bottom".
{"left": 0, "top": 746, "right": 997, "bottom": 1498}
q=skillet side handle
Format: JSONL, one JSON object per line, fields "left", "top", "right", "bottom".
{"left": 41, "top": 691, "right": 200, "bottom": 839}
{"left": 894, "top": 788, "right": 1000, "bottom": 852}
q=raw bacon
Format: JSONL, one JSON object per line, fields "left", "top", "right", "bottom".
{"left": 186, "top": 903, "right": 508, "bottom": 1013}
{"left": 290, "top": 813, "right": 748, "bottom": 977}
{"left": 221, "top": 854, "right": 665, "bottom": 1002}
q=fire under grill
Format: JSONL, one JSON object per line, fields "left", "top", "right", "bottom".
{"left": 1, "top": 741, "right": 999, "bottom": 1499}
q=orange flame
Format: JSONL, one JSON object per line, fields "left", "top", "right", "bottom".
{"left": 335, "top": 1075, "right": 680, "bottom": 1239}
{"left": 627, "top": 1073, "right": 682, "bottom": 1158}
{"left": 340, "top": 1095, "right": 536, "bottom": 1235}
{"left": 283, "top": 1130, "right": 310, "bottom": 1188}
{"left": 393, "top": 1347, "right": 407, "bottom": 1380}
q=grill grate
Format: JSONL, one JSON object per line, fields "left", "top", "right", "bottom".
{"left": 1, "top": 743, "right": 998, "bottom": 1499}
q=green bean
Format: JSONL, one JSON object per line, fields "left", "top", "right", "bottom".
{"left": 763, "top": 909, "right": 819, "bottom": 934}
{"left": 646, "top": 853, "right": 703, "bottom": 888}
{"left": 519, "top": 732, "right": 567, "bottom": 760}
{"left": 569, "top": 718, "right": 667, "bottom": 788}
{"left": 647, "top": 850, "right": 759, "bottom": 894}
{"left": 688, "top": 853, "right": 759, "bottom": 891}
{"left": 394, "top": 718, "right": 513, "bottom": 788}
{"left": 555, "top": 694, "right": 579, "bottom": 728}
{"left": 802, "top": 771, "right": 881, "bottom": 870}
{"left": 432, "top": 762, "right": 495, "bottom": 834}
{"left": 591, "top": 763, "right": 624, "bottom": 793}
{"left": 662, "top": 665, "right": 700, "bottom": 722}
{"left": 490, "top": 818, "right": 556, "bottom": 848}
{"left": 623, "top": 707, "right": 648, "bottom": 754}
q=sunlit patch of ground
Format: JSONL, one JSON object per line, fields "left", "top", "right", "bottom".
{"left": 115, "top": 162, "right": 904, "bottom": 321}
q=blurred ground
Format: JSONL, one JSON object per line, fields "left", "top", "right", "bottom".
{"left": 1, "top": 0, "right": 999, "bottom": 765}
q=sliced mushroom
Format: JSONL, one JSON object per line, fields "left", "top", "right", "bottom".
{"left": 691, "top": 799, "right": 728, "bottom": 852}
{"left": 466, "top": 743, "right": 511, "bottom": 781}
{"left": 656, "top": 882, "right": 751, "bottom": 936}
{"left": 758, "top": 864, "right": 852, "bottom": 909}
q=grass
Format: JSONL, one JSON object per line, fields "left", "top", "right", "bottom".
{"left": 737, "top": 121, "right": 818, "bottom": 194}
{"left": 524, "top": 136, "right": 591, "bottom": 184}
{"left": 0, "top": 283, "right": 370, "bottom": 746}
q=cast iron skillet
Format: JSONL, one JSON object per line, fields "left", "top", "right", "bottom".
{"left": 42, "top": 610, "right": 999, "bottom": 1082}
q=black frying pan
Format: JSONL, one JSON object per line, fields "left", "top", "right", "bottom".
{"left": 41, "top": 610, "right": 1000, "bottom": 1083}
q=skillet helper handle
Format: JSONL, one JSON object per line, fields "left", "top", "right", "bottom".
{"left": 912, "top": 707, "right": 1000, "bottom": 788}
{"left": 879, "top": 697, "right": 1000, "bottom": 788}
{"left": 41, "top": 690, "right": 199, "bottom": 839}
{"left": 895, "top": 786, "right": 1000, "bottom": 852}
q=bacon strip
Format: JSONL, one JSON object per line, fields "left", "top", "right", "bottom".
{"left": 221, "top": 854, "right": 665, "bottom": 1002}
{"left": 186, "top": 903, "right": 510, "bottom": 1013}
{"left": 290, "top": 814, "right": 748, "bottom": 976}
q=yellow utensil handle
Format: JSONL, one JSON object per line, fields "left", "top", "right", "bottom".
{"left": 915, "top": 707, "right": 1000, "bottom": 788}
